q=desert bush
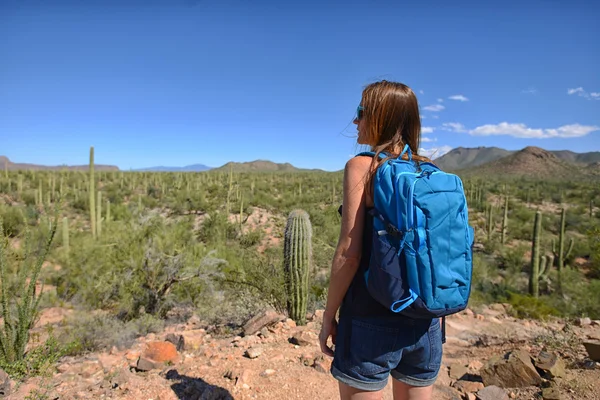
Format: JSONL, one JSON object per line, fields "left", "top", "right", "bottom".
{"left": 0, "top": 329, "right": 74, "bottom": 381}
{"left": 506, "top": 292, "right": 560, "bottom": 320}
{"left": 0, "top": 205, "right": 25, "bottom": 237}
{"left": 58, "top": 312, "right": 164, "bottom": 355}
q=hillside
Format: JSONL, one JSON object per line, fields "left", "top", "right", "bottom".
{"left": 456, "top": 146, "right": 582, "bottom": 179}
{"left": 0, "top": 155, "right": 119, "bottom": 172}
{"left": 551, "top": 150, "right": 600, "bottom": 165}
{"left": 214, "top": 160, "right": 320, "bottom": 173}
{"left": 434, "top": 147, "right": 513, "bottom": 171}
{"left": 435, "top": 147, "right": 600, "bottom": 172}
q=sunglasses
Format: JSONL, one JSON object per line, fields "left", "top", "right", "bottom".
{"left": 356, "top": 105, "right": 364, "bottom": 120}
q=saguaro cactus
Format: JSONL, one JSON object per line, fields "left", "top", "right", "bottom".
{"left": 283, "top": 209, "right": 313, "bottom": 325}
{"left": 62, "top": 217, "right": 69, "bottom": 253}
{"left": 529, "top": 211, "right": 542, "bottom": 298}
{"left": 501, "top": 194, "right": 509, "bottom": 244}
{"left": 89, "top": 147, "right": 96, "bottom": 239}
{"left": 486, "top": 204, "right": 494, "bottom": 241}
{"left": 553, "top": 208, "right": 574, "bottom": 272}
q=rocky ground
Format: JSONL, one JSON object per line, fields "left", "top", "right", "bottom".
{"left": 3, "top": 304, "right": 600, "bottom": 400}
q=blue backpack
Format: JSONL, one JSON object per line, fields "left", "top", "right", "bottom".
{"left": 356, "top": 145, "right": 474, "bottom": 326}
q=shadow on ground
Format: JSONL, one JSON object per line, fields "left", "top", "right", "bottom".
{"left": 166, "top": 369, "right": 234, "bottom": 400}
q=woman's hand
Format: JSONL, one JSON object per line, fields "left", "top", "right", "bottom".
{"left": 319, "top": 311, "right": 338, "bottom": 357}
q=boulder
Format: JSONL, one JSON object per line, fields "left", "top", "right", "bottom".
{"left": 476, "top": 385, "right": 509, "bottom": 400}
{"left": 289, "top": 330, "right": 313, "bottom": 347}
{"left": 583, "top": 341, "right": 600, "bottom": 361}
{"left": 542, "top": 385, "right": 561, "bottom": 400}
{"left": 534, "top": 351, "right": 565, "bottom": 379}
{"left": 242, "top": 309, "right": 283, "bottom": 336}
{"left": 449, "top": 363, "right": 470, "bottom": 380}
{"left": 452, "top": 380, "right": 484, "bottom": 394}
{"left": 480, "top": 350, "right": 542, "bottom": 388}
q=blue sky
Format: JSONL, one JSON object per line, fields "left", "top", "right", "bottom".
{"left": 1, "top": 0, "right": 599, "bottom": 171}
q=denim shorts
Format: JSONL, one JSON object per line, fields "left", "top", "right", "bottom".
{"left": 330, "top": 314, "right": 443, "bottom": 391}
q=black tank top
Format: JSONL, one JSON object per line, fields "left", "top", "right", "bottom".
{"left": 338, "top": 205, "right": 397, "bottom": 317}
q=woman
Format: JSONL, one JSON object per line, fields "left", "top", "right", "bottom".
{"left": 318, "top": 80, "right": 442, "bottom": 400}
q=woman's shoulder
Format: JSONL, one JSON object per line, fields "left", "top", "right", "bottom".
{"left": 345, "top": 154, "right": 375, "bottom": 175}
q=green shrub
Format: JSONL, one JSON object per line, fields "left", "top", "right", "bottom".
{"left": 0, "top": 206, "right": 25, "bottom": 237}
{"left": 0, "top": 214, "right": 57, "bottom": 367}
{"left": 506, "top": 292, "right": 560, "bottom": 320}
{"left": 58, "top": 313, "right": 165, "bottom": 355}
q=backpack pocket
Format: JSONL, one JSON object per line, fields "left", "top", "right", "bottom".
{"left": 366, "top": 230, "right": 417, "bottom": 313}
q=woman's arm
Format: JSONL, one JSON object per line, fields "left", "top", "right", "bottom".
{"left": 323, "top": 156, "right": 371, "bottom": 320}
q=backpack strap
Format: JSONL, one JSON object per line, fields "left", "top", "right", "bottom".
{"left": 398, "top": 144, "right": 413, "bottom": 161}
{"left": 442, "top": 316, "right": 446, "bottom": 344}
{"left": 355, "top": 151, "right": 393, "bottom": 159}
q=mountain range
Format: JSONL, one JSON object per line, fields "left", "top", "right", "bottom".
{"left": 0, "top": 155, "right": 119, "bottom": 172}
{"left": 433, "top": 146, "right": 600, "bottom": 172}
{"left": 3, "top": 146, "right": 600, "bottom": 178}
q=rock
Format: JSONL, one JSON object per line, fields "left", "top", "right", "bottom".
{"left": 78, "top": 360, "right": 103, "bottom": 378}
{"left": 179, "top": 329, "right": 206, "bottom": 351}
{"left": 242, "top": 309, "right": 283, "bottom": 336}
{"left": 480, "top": 350, "right": 542, "bottom": 388}
{"left": 289, "top": 330, "right": 313, "bottom": 347}
{"left": 476, "top": 385, "right": 509, "bottom": 400}
{"left": 577, "top": 317, "right": 592, "bottom": 326}
{"left": 165, "top": 333, "right": 185, "bottom": 351}
{"left": 244, "top": 347, "right": 263, "bottom": 359}
{"left": 449, "top": 363, "right": 470, "bottom": 380}
{"left": 260, "top": 369, "right": 276, "bottom": 377}
{"left": 259, "top": 327, "right": 271, "bottom": 339}
{"left": 136, "top": 357, "right": 160, "bottom": 371}
{"left": 468, "top": 360, "right": 484, "bottom": 370}
{"left": 452, "top": 380, "right": 484, "bottom": 394}
{"left": 0, "top": 368, "right": 10, "bottom": 397}
{"left": 534, "top": 351, "right": 565, "bottom": 379}
{"left": 313, "top": 309, "right": 324, "bottom": 322}
{"left": 97, "top": 352, "right": 124, "bottom": 373}
{"left": 285, "top": 318, "right": 297, "bottom": 328}
{"left": 236, "top": 369, "right": 251, "bottom": 387}
{"left": 542, "top": 385, "right": 561, "bottom": 400}
{"left": 108, "top": 367, "right": 133, "bottom": 390}
{"left": 142, "top": 341, "right": 179, "bottom": 363}
{"left": 313, "top": 357, "right": 332, "bottom": 374}
{"left": 583, "top": 341, "right": 600, "bottom": 361}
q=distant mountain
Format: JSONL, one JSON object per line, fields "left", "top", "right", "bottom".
{"left": 434, "top": 147, "right": 600, "bottom": 172}
{"left": 214, "top": 160, "right": 321, "bottom": 173}
{"left": 0, "top": 155, "right": 119, "bottom": 171}
{"left": 133, "top": 164, "right": 212, "bottom": 172}
{"left": 456, "top": 146, "right": 581, "bottom": 179}
{"left": 550, "top": 150, "right": 600, "bottom": 165}
{"left": 433, "top": 147, "right": 512, "bottom": 171}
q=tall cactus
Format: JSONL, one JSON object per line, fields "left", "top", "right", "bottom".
{"left": 553, "top": 208, "right": 573, "bottom": 272}
{"left": 501, "top": 194, "right": 508, "bottom": 245}
{"left": 89, "top": 146, "right": 96, "bottom": 239}
{"left": 486, "top": 204, "right": 494, "bottom": 241}
{"left": 283, "top": 209, "right": 313, "bottom": 325}
{"left": 62, "top": 217, "right": 69, "bottom": 253}
{"left": 529, "top": 211, "right": 542, "bottom": 298}
{"left": 96, "top": 191, "right": 102, "bottom": 238}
